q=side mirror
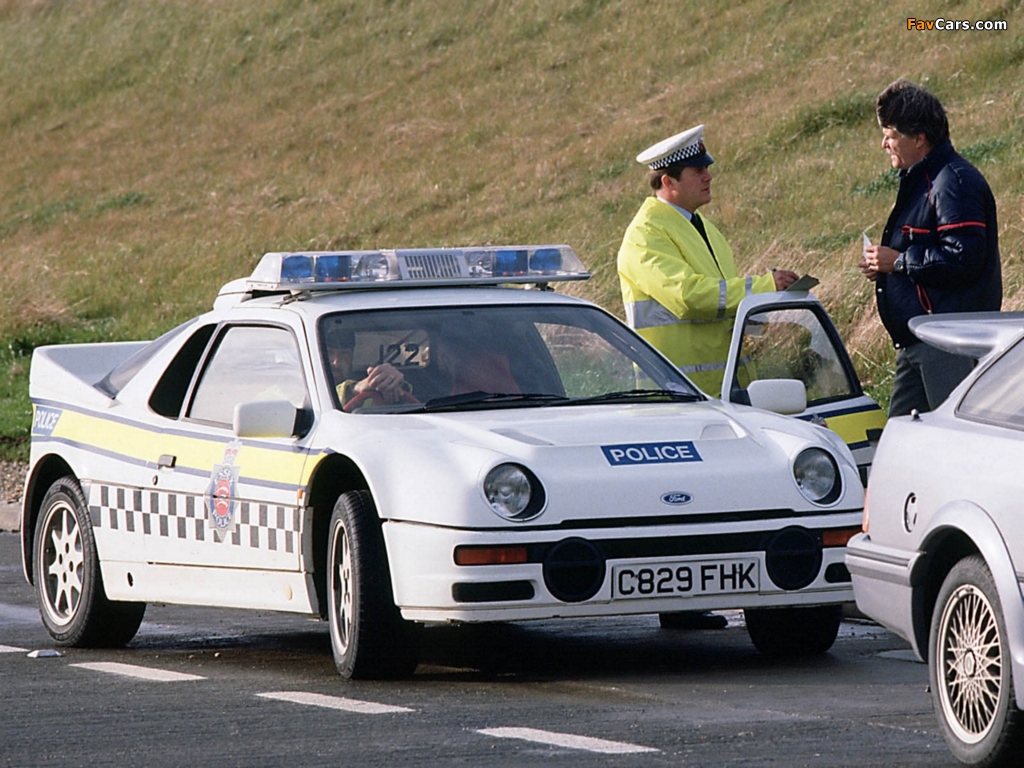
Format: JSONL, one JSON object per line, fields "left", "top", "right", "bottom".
{"left": 233, "top": 400, "right": 300, "bottom": 438}
{"left": 746, "top": 379, "right": 807, "bottom": 415}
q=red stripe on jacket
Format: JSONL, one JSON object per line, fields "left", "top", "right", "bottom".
{"left": 937, "top": 221, "right": 987, "bottom": 232}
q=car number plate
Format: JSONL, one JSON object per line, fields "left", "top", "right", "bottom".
{"left": 612, "top": 558, "right": 759, "bottom": 599}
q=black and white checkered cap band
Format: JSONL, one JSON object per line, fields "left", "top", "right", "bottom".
{"left": 649, "top": 140, "right": 708, "bottom": 169}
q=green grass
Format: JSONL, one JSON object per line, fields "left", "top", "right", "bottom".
{"left": 2, "top": 0, "right": 1023, "bottom": 460}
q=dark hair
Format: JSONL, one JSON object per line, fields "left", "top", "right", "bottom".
{"left": 324, "top": 325, "right": 355, "bottom": 349}
{"left": 648, "top": 165, "right": 684, "bottom": 191}
{"left": 876, "top": 78, "right": 949, "bottom": 146}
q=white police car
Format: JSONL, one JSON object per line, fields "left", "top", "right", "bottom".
{"left": 22, "top": 245, "right": 864, "bottom": 679}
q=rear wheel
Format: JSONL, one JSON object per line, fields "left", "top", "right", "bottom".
{"left": 326, "top": 490, "right": 420, "bottom": 679}
{"left": 929, "top": 556, "right": 1024, "bottom": 767}
{"left": 33, "top": 477, "right": 145, "bottom": 647}
{"left": 744, "top": 604, "right": 841, "bottom": 656}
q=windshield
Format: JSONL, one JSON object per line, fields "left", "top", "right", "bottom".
{"left": 318, "top": 304, "right": 702, "bottom": 412}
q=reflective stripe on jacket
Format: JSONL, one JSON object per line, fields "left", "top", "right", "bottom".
{"left": 617, "top": 197, "right": 775, "bottom": 393}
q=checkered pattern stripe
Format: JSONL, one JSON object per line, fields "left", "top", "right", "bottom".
{"left": 650, "top": 140, "right": 707, "bottom": 169}
{"left": 89, "top": 484, "right": 300, "bottom": 554}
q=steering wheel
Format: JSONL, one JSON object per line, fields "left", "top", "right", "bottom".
{"left": 342, "top": 389, "right": 419, "bottom": 413}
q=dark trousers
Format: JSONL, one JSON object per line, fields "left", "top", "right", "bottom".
{"left": 888, "top": 342, "right": 976, "bottom": 417}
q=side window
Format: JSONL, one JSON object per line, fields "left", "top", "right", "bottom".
{"left": 149, "top": 324, "right": 216, "bottom": 418}
{"left": 735, "top": 308, "right": 855, "bottom": 406}
{"left": 957, "top": 339, "right": 1024, "bottom": 429}
{"left": 187, "top": 325, "right": 308, "bottom": 426}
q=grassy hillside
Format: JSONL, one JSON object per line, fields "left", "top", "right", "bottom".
{"left": 2, "top": 0, "right": 1023, "bottom": 459}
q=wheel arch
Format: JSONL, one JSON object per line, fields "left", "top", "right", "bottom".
{"left": 305, "top": 452, "right": 371, "bottom": 619}
{"left": 21, "top": 454, "right": 76, "bottom": 585}
{"left": 912, "top": 501, "right": 1024, "bottom": 710}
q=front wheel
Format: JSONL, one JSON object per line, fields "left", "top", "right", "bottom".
{"left": 326, "top": 490, "right": 420, "bottom": 679}
{"left": 929, "top": 556, "right": 1024, "bottom": 767}
{"left": 744, "top": 604, "right": 842, "bottom": 657}
{"left": 33, "top": 476, "right": 145, "bottom": 647}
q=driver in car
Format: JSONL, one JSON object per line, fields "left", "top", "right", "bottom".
{"left": 436, "top": 324, "right": 521, "bottom": 395}
{"left": 324, "top": 326, "right": 411, "bottom": 408}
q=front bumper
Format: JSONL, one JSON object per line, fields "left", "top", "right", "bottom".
{"left": 845, "top": 532, "right": 920, "bottom": 652}
{"left": 385, "top": 514, "right": 861, "bottom": 623}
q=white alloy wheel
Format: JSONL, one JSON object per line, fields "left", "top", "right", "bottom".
{"left": 38, "top": 495, "right": 84, "bottom": 629}
{"left": 328, "top": 514, "right": 355, "bottom": 657}
{"left": 33, "top": 476, "right": 145, "bottom": 647}
{"left": 325, "top": 491, "right": 420, "bottom": 679}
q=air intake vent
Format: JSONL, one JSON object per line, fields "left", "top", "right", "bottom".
{"left": 764, "top": 526, "right": 822, "bottom": 590}
{"left": 543, "top": 537, "right": 606, "bottom": 603}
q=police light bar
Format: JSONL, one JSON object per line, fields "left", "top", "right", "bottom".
{"left": 246, "top": 245, "right": 589, "bottom": 292}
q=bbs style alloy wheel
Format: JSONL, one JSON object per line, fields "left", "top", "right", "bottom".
{"left": 929, "top": 556, "right": 1024, "bottom": 767}
{"left": 33, "top": 477, "right": 145, "bottom": 647}
{"left": 326, "top": 490, "right": 420, "bottom": 679}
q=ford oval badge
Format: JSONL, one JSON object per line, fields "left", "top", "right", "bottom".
{"left": 661, "top": 492, "right": 693, "bottom": 506}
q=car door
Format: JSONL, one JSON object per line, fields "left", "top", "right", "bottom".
{"left": 721, "top": 291, "right": 886, "bottom": 485}
{"left": 145, "top": 320, "right": 313, "bottom": 572}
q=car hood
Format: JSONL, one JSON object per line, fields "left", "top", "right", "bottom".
{"left": 428, "top": 400, "right": 755, "bottom": 446}
{"left": 325, "top": 401, "right": 859, "bottom": 529}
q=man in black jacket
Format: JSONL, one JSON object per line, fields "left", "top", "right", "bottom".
{"left": 859, "top": 78, "right": 1001, "bottom": 417}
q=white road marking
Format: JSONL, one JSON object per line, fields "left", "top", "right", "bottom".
{"left": 477, "top": 727, "right": 658, "bottom": 754}
{"left": 257, "top": 691, "right": 413, "bottom": 714}
{"left": 1, "top": 644, "right": 29, "bottom": 654}
{"left": 71, "top": 661, "right": 205, "bottom": 682}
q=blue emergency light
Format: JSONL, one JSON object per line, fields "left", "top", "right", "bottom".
{"left": 246, "top": 245, "right": 588, "bottom": 292}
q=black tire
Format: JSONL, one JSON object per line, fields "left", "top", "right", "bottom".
{"left": 929, "top": 556, "right": 1024, "bottom": 767}
{"left": 326, "top": 490, "right": 420, "bottom": 679}
{"left": 33, "top": 477, "right": 146, "bottom": 647}
{"left": 744, "top": 604, "right": 842, "bottom": 657}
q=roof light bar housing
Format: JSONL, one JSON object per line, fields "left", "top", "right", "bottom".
{"left": 245, "top": 245, "right": 589, "bottom": 292}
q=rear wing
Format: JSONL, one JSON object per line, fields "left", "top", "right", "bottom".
{"left": 30, "top": 342, "right": 149, "bottom": 408}
{"left": 909, "top": 312, "right": 1024, "bottom": 363}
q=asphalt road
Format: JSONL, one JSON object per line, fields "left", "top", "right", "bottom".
{"left": 1, "top": 531, "right": 959, "bottom": 767}
{"left": 0, "top": 502, "right": 18, "bottom": 533}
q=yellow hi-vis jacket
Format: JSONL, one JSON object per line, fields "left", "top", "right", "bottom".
{"left": 617, "top": 196, "right": 776, "bottom": 394}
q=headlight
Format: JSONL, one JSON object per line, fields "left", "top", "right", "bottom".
{"left": 792, "top": 448, "right": 841, "bottom": 505}
{"left": 483, "top": 464, "right": 545, "bottom": 521}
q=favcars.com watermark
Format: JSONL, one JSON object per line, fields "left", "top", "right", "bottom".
{"left": 907, "top": 17, "right": 1007, "bottom": 30}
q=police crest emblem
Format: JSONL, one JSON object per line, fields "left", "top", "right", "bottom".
{"left": 206, "top": 441, "right": 242, "bottom": 540}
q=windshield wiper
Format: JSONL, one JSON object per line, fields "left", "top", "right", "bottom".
{"left": 415, "top": 391, "right": 571, "bottom": 412}
{"left": 569, "top": 389, "right": 705, "bottom": 405}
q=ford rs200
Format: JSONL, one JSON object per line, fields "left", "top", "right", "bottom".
{"left": 22, "top": 245, "right": 864, "bottom": 679}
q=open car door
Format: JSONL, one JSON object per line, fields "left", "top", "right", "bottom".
{"left": 721, "top": 290, "right": 885, "bottom": 486}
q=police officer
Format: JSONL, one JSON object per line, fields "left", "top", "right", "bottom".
{"left": 617, "top": 124, "right": 798, "bottom": 395}
{"left": 618, "top": 125, "right": 797, "bottom": 632}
